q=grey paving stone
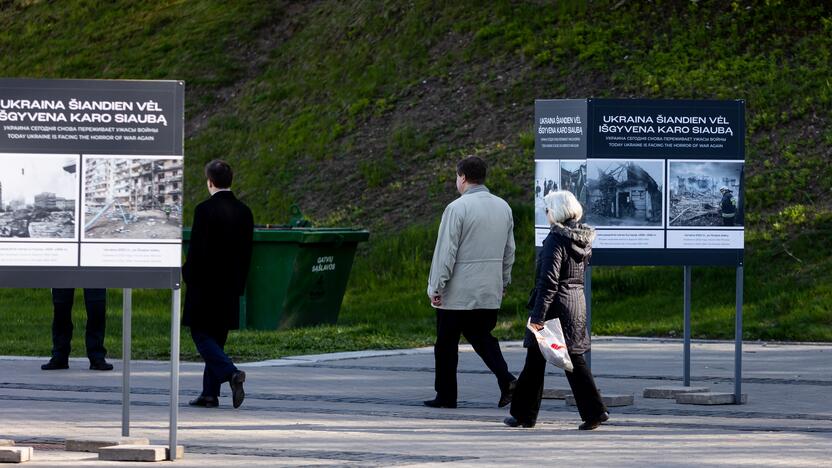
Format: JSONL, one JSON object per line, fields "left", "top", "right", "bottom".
{"left": 566, "top": 394, "right": 634, "bottom": 407}
{"left": 65, "top": 436, "right": 149, "bottom": 453}
{"left": 98, "top": 445, "right": 183, "bottom": 462}
{"left": 541, "top": 388, "right": 572, "bottom": 399}
{"left": 643, "top": 385, "right": 710, "bottom": 399}
{"left": 676, "top": 392, "right": 748, "bottom": 405}
{"left": 0, "top": 446, "right": 32, "bottom": 463}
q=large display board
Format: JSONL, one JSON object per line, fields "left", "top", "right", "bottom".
{"left": 0, "top": 79, "right": 184, "bottom": 287}
{"left": 535, "top": 98, "right": 744, "bottom": 266}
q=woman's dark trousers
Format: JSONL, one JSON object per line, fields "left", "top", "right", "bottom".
{"left": 510, "top": 343, "right": 607, "bottom": 424}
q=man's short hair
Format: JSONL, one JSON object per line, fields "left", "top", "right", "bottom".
{"left": 544, "top": 190, "right": 583, "bottom": 224}
{"left": 205, "top": 159, "right": 233, "bottom": 189}
{"left": 456, "top": 157, "right": 487, "bottom": 184}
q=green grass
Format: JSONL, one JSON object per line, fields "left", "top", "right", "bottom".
{"left": 2, "top": 206, "right": 828, "bottom": 362}
{"left": 0, "top": 1, "right": 830, "bottom": 360}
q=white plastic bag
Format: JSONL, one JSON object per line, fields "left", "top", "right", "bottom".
{"left": 527, "top": 318, "right": 574, "bottom": 372}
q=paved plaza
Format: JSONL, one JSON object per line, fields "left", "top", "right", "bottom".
{"left": 1, "top": 337, "right": 830, "bottom": 466}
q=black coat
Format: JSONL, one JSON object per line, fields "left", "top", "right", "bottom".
{"left": 525, "top": 220, "right": 595, "bottom": 354}
{"left": 182, "top": 191, "right": 254, "bottom": 331}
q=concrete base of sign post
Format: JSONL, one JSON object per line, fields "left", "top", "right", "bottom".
{"left": 643, "top": 385, "right": 709, "bottom": 399}
{"left": 98, "top": 445, "right": 184, "bottom": 462}
{"left": 541, "top": 388, "right": 572, "bottom": 399}
{"left": 0, "top": 441, "right": 13, "bottom": 447}
{"left": 566, "top": 394, "right": 634, "bottom": 407}
{"left": 0, "top": 446, "right": 32, "bottom": 463}
{"left": 675, "top": 392, "right": 748, "bottom": 405}
{"left": 65, "top": 436, "right": 149, "bottom": 453}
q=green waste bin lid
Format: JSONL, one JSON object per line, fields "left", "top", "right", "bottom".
{"left": 183, "top": 227, "right": 369, "bottom": 244}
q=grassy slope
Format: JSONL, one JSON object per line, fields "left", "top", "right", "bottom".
{"left": 0, "top": 1, "right": 829, "bottom": 361}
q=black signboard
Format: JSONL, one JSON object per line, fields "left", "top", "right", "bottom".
{"left": 534, "top": 99, "right": 745, "bottom": 266}
{"left": 0, "top": 79, "right": 184, "bottom": 288}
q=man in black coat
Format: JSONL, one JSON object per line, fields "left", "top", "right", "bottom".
{"left": 183, "top": 159, "right": 254, "bottom": 409}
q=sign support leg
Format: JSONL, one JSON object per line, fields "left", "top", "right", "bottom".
{"left": 734, "top": 266, "right": 744, "bottom": 404}
{"left": 169, "top": 288, "right": 181, "bottom": 460}
{"left": 585, "top": 265, "right": 592, "bottom": 370}
{"left": 683, "top": 266, "right": 691, "bottom": 386}
{"left": 122, "top": 288, "right": 132, "bottom": 437}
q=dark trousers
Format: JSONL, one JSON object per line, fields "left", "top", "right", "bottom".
{"left": 434, "top": 308, "right": 515, "bottom": 404}
{"left": 190, "top": 327, "right": 238, "bottom": 398}
{"left": 510, "top": 343, "right": 607, "bottom": 424}
{"left": 51, "top": 288, "right": 107, "bottom": 362}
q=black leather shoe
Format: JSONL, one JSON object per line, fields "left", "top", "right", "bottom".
{"left": 230, "top": 370, "right": 246, "bottom": 409}
{"left": 89, "top": 359, "right": 114, "bottom": 371}
{"left": 423, "top": 398, "right": 457, "bottom": 409}
{"left": 503, "top": 416, "right": 535, "bottom": 428}
{"left": 578, "top": 411, "right": 609, "bottom": 430}
{"left": 498, "top": 379, "right": 517, "bottom": 408}
{"left": 41, "top": 359, "right": 69, "bottom": 370}
{"left": 188, "top": 395, "right": 219, "bottom": 408}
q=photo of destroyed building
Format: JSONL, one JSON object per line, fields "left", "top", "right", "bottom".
{"left": 668, "top": 160, "right": 744, "bottom": 227}
{"left": 586, "top": 160, "right": 664, "bottom": 227}
{"left": 0, "top": 154, "right": 78, "bottom": 240}
{"left": 560, "top": 161, "right": 587, "bottom": 208}
{"left": 534, "top": 160, "right": 559, "bottom": 226}
{"left": 82, "top": 156, "right": 183, "bottom": 241}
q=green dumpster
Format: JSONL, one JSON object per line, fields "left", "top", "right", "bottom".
{"left": 183, "top": 227, "right": 369, "bottom": 330}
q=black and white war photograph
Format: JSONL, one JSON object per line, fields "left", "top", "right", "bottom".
{"left": 560, "top": 160, "right": 587, "bottom": 209}
{"left": 534, "top": 159, "right": 559, "bottom": 225}
{"left": 0, "top": 153, "right": 79, "bottom": 240}
{"left": 82, "top": 156, "right": 183, "bottom": 241}
{"left": 586, "top": 159, "right": 664, "bottom": 227}
{"left": 669, "top": 160, "right": 744, "bottom": 228}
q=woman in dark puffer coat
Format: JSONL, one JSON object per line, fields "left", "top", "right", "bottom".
{"left": 505, "top": 190, "right": 609, "bottom": 430}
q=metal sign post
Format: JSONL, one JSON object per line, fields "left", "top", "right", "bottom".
{"left": 122, "top": 288, "right": 132, "bottom": 437}
{"left": 734, "top": 266, "right": 744, "bottom": 403}
{"left": 169, "top": 287, "right": 181, "bottom": 460}
{"left": 683, "top": 266, "right": 692, "bottom": 386}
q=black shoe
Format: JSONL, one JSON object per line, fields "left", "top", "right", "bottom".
{"left": 230, "top": 370, "right": 246, "bottom": 409}
{"left": 503, "top": 416, "right": 535, "bottom": 428}
{"left": 188, "top": 395, "right": 219, "bottom": 408}
{"left": 41, "top": 359, "right": 69, "bottom": 370}
{"left": 498, "top": 379, "right": 517, "bottom": 408}
{"left": 89, "top": 359, "right": 114, "bottom": 371}
{"left": 423, "top": 398, "right": 457, "bottom": 409}
{"left": 578, "top": 411, "right": 609, "bottom": 430}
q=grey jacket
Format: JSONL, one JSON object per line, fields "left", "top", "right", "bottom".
{"left": 427, "top": 185, "right": 515, "bottom": 310}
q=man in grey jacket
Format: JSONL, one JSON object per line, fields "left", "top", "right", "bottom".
{"left": 425, "top": 156, "right": 516, "bottom": 409}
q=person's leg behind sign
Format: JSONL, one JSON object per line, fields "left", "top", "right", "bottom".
{"left": 426, "top": 308, "right": 463, "bottom": 408}
{"left": 83, "top": 288, "right": 112, "bottom": 370}
{"left": 43, "top": 288, "right": 75, "bottom": 370}
{"left": 461, "top": 309, "right": 516, "bottom": 407}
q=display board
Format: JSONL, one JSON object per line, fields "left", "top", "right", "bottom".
{"left": 534, "top": 98, "right": 744, "bottom": 266}
{"left": 0, "top": 79, "right": 184, "bottom": 288}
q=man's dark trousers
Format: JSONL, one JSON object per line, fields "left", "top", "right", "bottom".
{"left": 51, "top": 288, "right": 107, "bottom": 362}
{"left": 191, "top": 327, "right": 238, "bottom": 398}
{"left": 434, "top": 308, "right": 515, "bottom": 404}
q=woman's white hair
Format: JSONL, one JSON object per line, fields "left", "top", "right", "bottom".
{"left": 544, "top": 190, "right": 583, "bottom": 224}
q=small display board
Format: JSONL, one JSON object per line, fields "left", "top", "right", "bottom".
{"left": 0, "top": 78, "right": 184, "bottom": 288}
{"left": 534, "top": 98, "right": 744, "bottom": 266}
